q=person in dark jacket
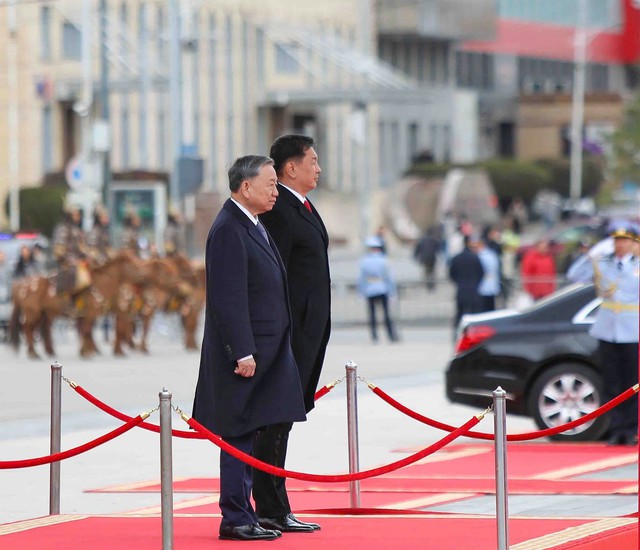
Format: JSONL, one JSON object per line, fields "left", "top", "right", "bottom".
{"left": 449, "top": 234, "right": 485, "bottom": 329}
{"left": 413, "top": 226, "right": 440, "bottom": 291}
{"left": 192, "top": 155, "right": 306, "bottom": 542}
{"left": 255, "top": 134, "right": 329, "bottom": 533}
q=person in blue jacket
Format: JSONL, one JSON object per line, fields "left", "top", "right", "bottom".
{"left": 358, "top": 236, "right": 399, "bottom": 343}
{"left": 567, "top": 225, "right": 639, "bottom": 446}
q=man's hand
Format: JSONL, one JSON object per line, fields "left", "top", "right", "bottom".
{"left": 234, "top": 357, "right": 256, "bottom": 378}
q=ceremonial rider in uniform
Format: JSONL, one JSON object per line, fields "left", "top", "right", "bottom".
{"left": 567, "top": 226, "right": 640, "bottom": 445}
{"left": 85, "top": 205, "right": 113, "bottom": 265}
{"left": 51, "top": 204, "right": 91, "bottom": 296}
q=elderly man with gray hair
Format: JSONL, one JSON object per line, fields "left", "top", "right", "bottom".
{"left": 192, "top": 154, "right": 306, "bottom": 541}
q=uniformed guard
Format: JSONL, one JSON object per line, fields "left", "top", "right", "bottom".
{"left": 163, "top": 209, "right": 186, "bottom": 257}
{"left": 567, "top": 225, "right": 640, "bottom": 445}
{"left": 120, "top": 210, "right": 142, "bottom": 256}
{"left": 85, "top": 205, "right": 112, "bottom": 265}
{"left": 51, "top": 204, "right": 91, "bottom": 294}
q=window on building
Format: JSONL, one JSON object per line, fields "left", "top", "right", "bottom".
{"left": 256, "top": 26, "right": 265, "bottom": 87}
{"left": 119, "top": 2, "right": 128, "bottom": 63}
{"left": 417, "top": 43, "right": 425, "bottom": 82}
{"left": 429, "top": 42, "right": 438, "bottom": 83}
{"left": 408, "top": 122, "right": 419, "bottom": 164}
{"left": 275, "top": 43, "right": 300, "bottom": 74}
{"left": 40, "top": 6, "right": 52, "bottom": 61}
{"left": 588, "top": 64, "right": 609, "bottom": 92}
{"left": 121, "top": 106, "right": 130, "bottom": 166}
{"left": 156, "top": 6, "right": 166, "bottom": 62}
{"left": 624, "top": 65, "right": 639, "bottom": 90}
{"left": 62, "top": 21, "right": 81, "bottom": 60}
{"left": 158, "top": 109, "right": 167, "bottom": 169}
{"left": 225, "top": 15, "right": 234, "bottom": 161}
{"left": 208, "top": 15, "right": 220, "bottom": 178}
{"left": 42, "top": 106, "right": 54, "bottom": 172}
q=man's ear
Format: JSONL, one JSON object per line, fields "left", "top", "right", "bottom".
{"left": 240, "top": 180, "right": 251, "bottom": 198}
{"left": 284, "top": 160, "right": 296, "bottom": 179}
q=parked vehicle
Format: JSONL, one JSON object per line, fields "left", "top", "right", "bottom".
{"left": 445, "top": 283, "right": 609, "bottom": 442}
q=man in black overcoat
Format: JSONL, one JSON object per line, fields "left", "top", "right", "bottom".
{"left": 192, "top": 155, "right": 306, "bottom": 542}
{"left": 254, "top": 134, "right": 330, "bottom": 533}
{"left": 449, "top": 234, "right": 485, "bottom": 329}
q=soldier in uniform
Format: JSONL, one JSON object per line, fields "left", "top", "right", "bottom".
{"left": 51, "top": 204, "right": 90, "bottom": 294}
{"left": 163, "top": 209, "right": 186, "bottom": 257}
{"left": 120, "top": 210, "right": 143, "bottom": 256}
{"left": 567, "top": 226, "right": 640, "bottom": 445}
{"left": 85, "top": 205, "right": 112, "bottom": 265}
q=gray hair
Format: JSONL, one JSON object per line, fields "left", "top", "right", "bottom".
{"left": 228, "top": 155, "right": 274, "bottom": 192}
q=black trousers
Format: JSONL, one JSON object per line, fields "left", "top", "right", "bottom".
{"left": 219, "top": 431, "right": 258, "bottom": 528}
{"left": 252, "top": 422, "right": 293, "bottom": 517}
{"left": 598, "top": 340, "right": 639, "bottom": 437}
{"left": 367, "top": 294, "right": 397, "bottom": 342}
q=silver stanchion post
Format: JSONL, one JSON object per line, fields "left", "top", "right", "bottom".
{"left": 159, "top": 388, "right": 174, "bottom": 550}
{"left": 49, "top": 361, "right": 62, "bottom": 515}
{"left": 345, "top": 361, "right": 361, "bottom": 508}
{"left": 493, "top": 387, "right": 509, "bottom": 550}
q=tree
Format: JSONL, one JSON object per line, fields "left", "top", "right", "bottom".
{"left": 609, "top": 93, "right": 640, "bottom": 184}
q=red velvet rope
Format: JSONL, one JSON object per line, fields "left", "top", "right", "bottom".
{"left": 71, "top": 382, "right": 334, "bottom": 439}
{"left": 0, "top": 415, "right": 145, "bottom": 470}
{"left": 72, "top": 385, "right": 204, "bottom": 439}
{"left": 184, "top": 413, "right": 481, "bottom": 482}
{"left": 370, "top": 385, "right": 638, "bottom": 441}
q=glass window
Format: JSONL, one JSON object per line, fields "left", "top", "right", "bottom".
{"left": 225, "top": 15, "right": 234, "bottom": 161}
{"left": 40, "top": 6, "right": 51, "bottom": 61}
{"left": 62, "top": 21, "right": 81, "bottom": 60}
{"left": 158, "top": 109, "right": 167, "bottom": 169}
{"left": 275, "top": 43, "right": 300, "bottom": 74}
{"left": 121, "top": 106, "right": 130, "bottom": 167}
{"left": 42, "top": 106, "right": 53, "bottom": 172}
{"left": 156, "top": 6, "right": 165, "bottom": 62}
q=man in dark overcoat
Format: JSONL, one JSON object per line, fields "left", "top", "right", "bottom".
{"left": 254, "top": 134, "right": 330, "bottom": 533}
{"left": 192, "top": 155, "right": 306, "bottom": 542}
{"left": 449, "top": 234, "right": 485, "bottom": 329}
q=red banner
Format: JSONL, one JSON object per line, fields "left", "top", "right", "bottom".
{"left": 621, "top": 0, "right": 640, "bottom": 62}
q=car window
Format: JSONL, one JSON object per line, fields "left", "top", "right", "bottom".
{"left": 519, "top": 283, "right": 591, "bottom": 313}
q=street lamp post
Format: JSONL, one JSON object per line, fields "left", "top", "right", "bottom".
{"left": 569, "top": 0, "right": 588, "bottom": 203}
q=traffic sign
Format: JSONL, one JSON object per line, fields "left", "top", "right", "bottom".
{"left": 65, "top": 156, "right": 83, "bottom": 191}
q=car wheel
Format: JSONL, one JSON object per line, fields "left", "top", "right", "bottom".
{"left": 528, "top": 363, "right": 609, "bottom": 442}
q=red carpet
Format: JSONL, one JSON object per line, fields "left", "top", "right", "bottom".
{"left": 4, "top": 514, "right": 633, "bottom": 550}
{"left": 91, "top": 443, "right": 637, "bottom": 496}
{"left": 96, "top": 475, "right": 637, "bottom": 496}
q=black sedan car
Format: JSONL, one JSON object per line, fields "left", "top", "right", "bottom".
{"left": 445, "top": 283, "right": 608, "bottom": 442}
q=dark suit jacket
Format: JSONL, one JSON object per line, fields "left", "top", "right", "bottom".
{"left": 260, "top": 184, "right": 331, "bottom": 413}
{"left": 192, "top": 199, "right": 306, "bottom": 437}
{"left": 449, "top": 247, "right": 485, "bottom": 300}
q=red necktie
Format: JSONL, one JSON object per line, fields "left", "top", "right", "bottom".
{"left": 303, "top": 200, "right": 312, "bottom": 213}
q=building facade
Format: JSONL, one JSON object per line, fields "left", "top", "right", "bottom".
{"left": 457, "top": 0, "right": 640, "bottom": 159}
{"left": 0, "top": 0, "right": 498, "bottom": 242}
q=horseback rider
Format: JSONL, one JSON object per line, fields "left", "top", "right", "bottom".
{"left": 163, "top": 208, "right": 186, "bottom": 258}
{"left": 120, "top": 210, "right": 143, "bottom": 257}
{"left": 51, "top": 204, "right": 91, "bottom": 295}
{"left": 86, "top": 205, "right": 113, "bottom": 265}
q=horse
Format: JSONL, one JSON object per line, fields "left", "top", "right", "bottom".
{"left": 9, "top": 251, "right": 149, "bottom": 358}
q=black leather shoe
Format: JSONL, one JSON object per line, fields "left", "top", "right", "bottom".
{"left": 258, "top": 513, "right": 316, "bottom": 532}
{"left": 287, "top": 513, "right": 321, "bottom": 531}
{"left": 219, "top": 523, "right": 281, "bottom": 541}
